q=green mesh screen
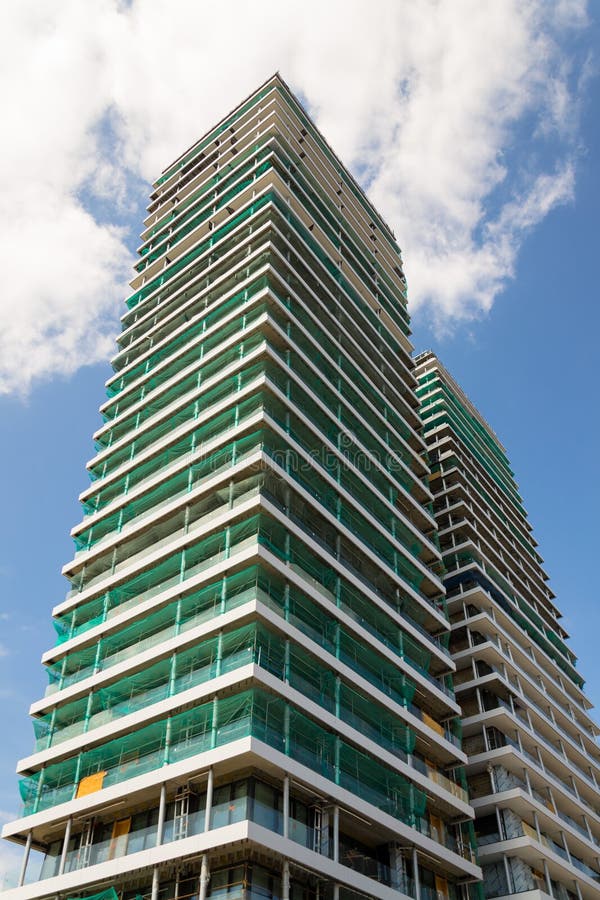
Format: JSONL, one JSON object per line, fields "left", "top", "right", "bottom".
{"left": 22, "top": 689, "right": 427, "bottom": 826}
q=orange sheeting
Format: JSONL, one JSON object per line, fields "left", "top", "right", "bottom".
{"left": 422, "top": 711, "right": 444, "bottom": 736}
{"left": 75, "top": 771, "right": 106, "bottom": 798}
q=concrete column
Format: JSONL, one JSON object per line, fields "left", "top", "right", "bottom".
{"left": 333, "top": 805, "right": 339, "bottom": 863}
{"left": 58, "top": 816, "right": 72, "bottom": 876}
{"left": 164, "top": 716, "right": 172, "bottom": 765}
{"left": 542, "top": 859, "right": 554, "bottom": 897}
{"left": 210, "top": 696, "right": 219, "bottom": 749}
{"left": 283, "top": 775, "right": 290, "bottom": 839}
{"left": 17, "top": 831, "right": 32, "bottom": 888}
{"left": 156, "top": 783, "right": 167, "bottom": 846}
{"left": 284, "top": 639, "right": 290, "bottom": 683}
{"left": 204, "top": 767, "right": 214, "bottom": 832}
{"left": 495, "top": 807, "right": 505, "bottom": 840}
{"left": 412, "top": 846, "right": 421, "bottom": 900}
{"left": 151, "top": 865, "right": 160, "bottom": 900}
{"left": 559, "top": 831, "right": 571, "bottom": 862}
{"left": 502, "top": 855, "right": 513, "bottom": 894}
{"left": 282, "top": 859, "right": 290, "bottom": 900}
{"left": 215, "top": 631, "right": 224, "bottom": 678}
{"left": 199, "top": 854, "right": 210, "bottom": 900}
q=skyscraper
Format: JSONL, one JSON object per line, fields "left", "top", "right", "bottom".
{"left": 415, "top": 351, "right": 600, "bottom": 900}
{"left": 1, "top": 77, "right": 479, "bottom": 900}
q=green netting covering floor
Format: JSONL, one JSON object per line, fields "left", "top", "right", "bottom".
{"left": 66, "top": 890, "right": 119, "bottom": 900}
{"left": 21, "top": 689, "right": 428, "bottom": 828}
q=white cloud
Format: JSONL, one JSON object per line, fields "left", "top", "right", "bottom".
{"left": 0, "top": 0, "right": 591, "bottom": 394}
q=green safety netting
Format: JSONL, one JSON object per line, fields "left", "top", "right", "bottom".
{"left": 86, "top": 392, "right": 265, "bottom": 514}
{"left": 99, "top": 324, "right": 266, "bottom": 452}
{"left": 83, "top": 399, "right": 429, "bottom": 596}
{"left": 84, "top": 363, "right": 421, "bottom": 566}
{"left": 146, "top": 136, "right": 274, "bottom": 248}
{"left": 92, "top": 358, "right": 266, "bottom": 480}
{"left": 258, "top": 466, "right": 438, "bottom": 607}
{"left": 421, "top": 391, "right": 524, "bottom": 516}
{"left": 77, "top": 429, "right": 267, "bottom": 551}
{"left": 99, "top": 299, "right": 270, "bottom": 449}
{"left": 137, "top": 154, "right": 273, "bottom": 271}
{"left": 102, "top": 276, "right": 419, "bottom": 502}
{"left": 265, "top": 224, "right": 409, "bottom": 402}
{"left": 58, "top": 501, "right": 447, "bottom": 705}
{"left": 143, "top": 132, "right": 408, "bottom": 358}
{"left": 144, "top": 131, "right": 408, "bottom": 340}
{"left": 49, "top": 566, "right": 260, "bottom": 687}
{"left": 38, "top": 619, "right": 416, "bottom": 760}
{"left": 262, "top": 192, "right": 407, "bottom": 346}
{"left": 126, "top": 191, "right": 275, "bottom": 312}
{"left": 63, "top": 448, "right": 443, "bottom": 642}
{"left": 39, "top": 623, "right": 414, "bottom": 752}
{"left": 49, "top": 559, "right": 436, "bottom": 704}
{"left": 113, "top": 237, "right": 413, "bottom": 492}
{"left": 107, "top": 267, "right": 270, "bottom": 412}
{"left": 22, "top": 689, "right": 426, "bottom": 825}
{"left": 124, "top": 189, "right": 408, "bottom": 401}
{"left": 269, "top": 286, "right": 416, "bottom": 444}
{"left": 113, "top": 236, "right": 271, "bottom": 387}
{"left": 57, "top": 510, "right": 263, "bottom": 640}
{"left": 66, "top": 890, "right": 119, "bottom": 900}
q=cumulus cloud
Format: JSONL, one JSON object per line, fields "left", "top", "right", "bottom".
{"left": 0, "top": 0, "right": 591, "bottom": 394}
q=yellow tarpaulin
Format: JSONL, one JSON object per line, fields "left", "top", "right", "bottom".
{"left": 75, "top": 771, "right": 106, "bottom": 798}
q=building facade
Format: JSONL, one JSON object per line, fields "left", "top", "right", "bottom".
{"left": 1, "top": 78, "right": 478, "bottom": 900}
{"left": 415, "top": 351, "right": 600, "bottom": 900}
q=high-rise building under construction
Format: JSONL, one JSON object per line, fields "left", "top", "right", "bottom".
{"left": 415, "top": 351, "right": 600, "bottom": 900}
{"left": 0, "top": 76, "right": 478, "bottom": 900}
{"left": 3, "top": 74, "right": 600, "bottom": 900}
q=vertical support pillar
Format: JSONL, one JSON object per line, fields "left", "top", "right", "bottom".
{"left": 333, "top": 806, "right": 339, "bottom": 864}
{"left": 502, "top": 855, "right": 513, "bottom": 894}
{"left": 204, "top": 767, "right": 214, "bottom": 832}
{"left": 282, "top": 859, "right": 290, "bottom": 900}
{"left": 18, "top": 831, "right": 32, "bottom": 887}
{"left": 156, "top": 783, "right": 167, "bottom": 846}
{"left": 164, "top": 716, "right": 172, "bottom": 766}
{"left": 58, "top": 816, "right": 72, "bottom": 876}
{"left": 559, "top": 831, "right": 571, "bottom": 863}
{"left": 533, "top": 812, "right": 542, "bottom": 843}
{"left": 199, "top": 854, "right": 210, "bottom": 900}
{"left": 83, "top": 691, "right": 94, "bottom": 735}
{"left": 412, "top": 846, "right": 421, "bottom": 900}
{"left": 215, "top": 632, "right": 224, "bottom": 678}
{"left": 495, "top": 807, "right": 505, "bottom": 840}
{"left": 169, "top": 652, "right": 177, "bottom": 697}
{"left": 543, "top": 859, "right": 554, "bottom": 897}
{"left": 284, "top": 639, "right": 290, "bottom": 684}
{"left": 151, "top": 865, "right": 160, "bottom": 900}
{"left": 283, "top": 582, "right": 290, "bottom": 622}
{"left": 283, "top": 775, "right": 290, "bottom": 840}
{"left": 210, "top": 696, "right": 219, "bottom": 749}
{"left": 284, "top": 702, "right": 290, "bottom": 757}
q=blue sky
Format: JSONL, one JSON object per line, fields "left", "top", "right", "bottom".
{"left": 0, "top": 0, "right": 598, "bottom": 881}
